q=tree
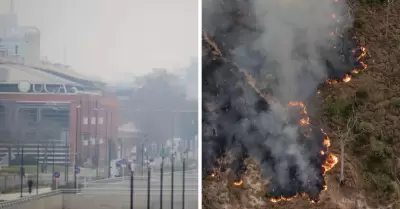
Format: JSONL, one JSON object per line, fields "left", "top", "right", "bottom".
{"left": 128, "top": 69, "right": 197, "bottom": 145}
{"left": 332, "top": 107, "right": 364, "bottom": 185}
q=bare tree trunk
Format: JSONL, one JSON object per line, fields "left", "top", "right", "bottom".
{"left": 340, "top": 137, "right": 345, "bottom": 185}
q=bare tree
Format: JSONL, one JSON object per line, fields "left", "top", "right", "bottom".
{"left": 333, "top": 108, "right": 365, "bottom": 185}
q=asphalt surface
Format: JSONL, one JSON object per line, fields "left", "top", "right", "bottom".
{"left": 77, "top": 170, "right": 199, "bottom": 208}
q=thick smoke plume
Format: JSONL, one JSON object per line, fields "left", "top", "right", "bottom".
{"left": 202, "top": 0, "right": 363, "bottom": 202}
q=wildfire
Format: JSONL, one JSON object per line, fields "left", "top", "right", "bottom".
{"left": 327, "top": 46, "right": 368, "bottom": 85}
{"left": 271, "top": 102, "right": 338, "bottom": 203}
{"left": 233, "top": 179, "right": 244, "bottom": 186}
{"left": 269, "top": 192, "right": 317, "bottom": 203}
{"left": 288, "top": 101, "right": 310, "bottom": 126}
{"left": 322, "top": 154, "right": 339, "bottom": 174}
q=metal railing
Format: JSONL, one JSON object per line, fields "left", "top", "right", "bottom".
{"left": 0, "top": 165, "right": 199, "bottom": 209}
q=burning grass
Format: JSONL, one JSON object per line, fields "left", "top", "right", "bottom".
{"left": 202, "top": 0, "right": 371, "bottom": 208}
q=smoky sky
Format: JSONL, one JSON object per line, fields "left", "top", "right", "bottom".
{"left": 0, "top": 0, "right": 198, "bottom": 81}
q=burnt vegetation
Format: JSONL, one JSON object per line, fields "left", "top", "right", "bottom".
{"left": 202, "top": 0, "right": 370, "bottom": 207}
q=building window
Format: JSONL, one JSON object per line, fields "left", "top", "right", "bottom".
{"left": 98, "top": 117, "right": 103, "bottom": 125}
{"left": 83, "top": 117, "right": 88, "bottom": 125}
{"left": 90, "top": 137, "right": 96, "bottom": 145}
{"left": 91, "top": 117, "right": 96, "bottom": 125}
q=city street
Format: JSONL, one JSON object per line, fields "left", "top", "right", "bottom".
{"left": 75, "top": 170, "right": 199, "bottom": 208}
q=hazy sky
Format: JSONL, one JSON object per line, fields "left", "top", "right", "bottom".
{"left": 0, "top": 0, "right": 198, "bottom": 81}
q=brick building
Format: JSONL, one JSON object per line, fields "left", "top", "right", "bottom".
{"left": 0, "top": 61, "right": 119, "bottom": 176}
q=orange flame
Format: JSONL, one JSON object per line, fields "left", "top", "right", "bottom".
{"left": 269, "top": 192, "right": 314, "bottom": 203}
{"left": 288, "top": 101, "right": 310, "bottom": 126}
{"left": 233, "top": 180, "right": 243, "bottom": 186}
{"left": 322, "top": 154, "right": 338, "bottom": 174}
{"left": 327, "top": 46, "right": 368, "bottom": 85}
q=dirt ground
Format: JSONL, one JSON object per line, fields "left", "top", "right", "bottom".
{"left": 203, "top": 1, "right": 400, "bottom": 209}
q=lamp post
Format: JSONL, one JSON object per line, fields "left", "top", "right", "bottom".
{"left": 74, "top": 104, "right": 81, "bottom": 189}
{"left": 147, "top": 158, "right": 153, "bottom": 209}
{"left": 129, "top": 162, "right": 135, "bottom": 209}
{"left": 171, "top": 152, "right": 175, "bottom": 209}
{"left": 182, "top": 150, "right": 188, "bottom": 209}
{"left": 160, "top": 144, "right": 165, "bottom": 209}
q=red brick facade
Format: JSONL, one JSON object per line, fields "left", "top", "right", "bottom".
{"left": 0, "top": 93, "right": 119, "bottom": 166}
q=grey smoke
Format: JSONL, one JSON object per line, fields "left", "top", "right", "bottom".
{"left": 203, "top": 0, "right": 351, "bottom": 194}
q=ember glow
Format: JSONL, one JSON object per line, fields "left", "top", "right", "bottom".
{"left": 233, "top": 180, "right": 244, "bottom": 186}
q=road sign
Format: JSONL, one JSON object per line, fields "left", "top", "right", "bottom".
{"left": 75, "top": 167, "right": 80, "bottom": 174}
{"left": 161, "top": 148, "right": 169, "bottom": 157}
{"left": 53, "top": 172, "right": 60, "bottom": 178}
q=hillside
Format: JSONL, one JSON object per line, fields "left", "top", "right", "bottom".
{"left": 202, "top": 0, "right": 400, "bottom": 209}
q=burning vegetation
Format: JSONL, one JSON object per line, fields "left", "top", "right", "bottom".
{"left": 202, "top": 0, "right": 368, "bottom": 206}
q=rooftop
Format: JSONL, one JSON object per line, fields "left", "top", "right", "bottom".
{"left": 0, "top": 57, "right": 105, "bottom": 88}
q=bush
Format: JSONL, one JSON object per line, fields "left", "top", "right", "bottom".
{"left": 390, "top": 98, "right": 400, "bottom": 108}
{"left": 324, "top": 99, "right": 353, "bottom": 119}
{"left": 355, "top": 88, "right": 369, "bottom": 99}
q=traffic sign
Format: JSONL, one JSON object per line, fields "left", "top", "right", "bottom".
{"left": 74, "top": 167, "right": 80, "bottom": 174}
{"left": 161, "top": 148, "right": 169, "bottom": 157}
{"left": 53, "top": 172, "right": 60, "bottom": 178}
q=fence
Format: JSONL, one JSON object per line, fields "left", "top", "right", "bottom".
{"left": 0, "top": 158, "right": 199, "bottom": 209}
{"left": 0, "top": 173, "right": 102, "bottom": 193}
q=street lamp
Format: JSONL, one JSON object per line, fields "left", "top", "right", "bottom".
{"left": 128, "top": 162, "right": 135, "bottom": 209}
{"left": 74, "top": 104, "right": 81, "bottom": 189}
{"left": 160, "top": 144, "right": 165, "bottom": 209}
{"left": 171, "top": 151, "right": 176, "bottom": 209}
{"left": 182, "top": 149, "right": 188, "bottom": 209}
{"left": 147, "top": 158, "right": 154, "bottom": 209}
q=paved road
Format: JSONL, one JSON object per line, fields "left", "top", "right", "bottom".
{"left": 0, "top": 170, "right": 198, "bottom": 209}
{"left": 77, "top": 170, "right": 199, "bottom": 208}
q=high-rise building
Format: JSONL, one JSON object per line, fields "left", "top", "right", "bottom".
{"left": 0, "top": 1, "right": 41, "bottom": 65}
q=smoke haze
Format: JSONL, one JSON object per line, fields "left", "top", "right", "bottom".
{"left": 203, "top": 0, "right": 356, "bottom": 201}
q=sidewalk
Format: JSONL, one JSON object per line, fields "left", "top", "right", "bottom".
{"left": 0, "top": 187, "right": 52, "bottom": 201}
